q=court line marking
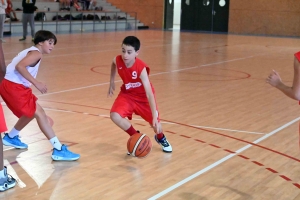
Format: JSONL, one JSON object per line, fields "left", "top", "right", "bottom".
{"left": 191, "top": 125, "right": 264, "bottom": 134}
{"left": 4, "top": 160, "right": 26, "bottom": 188}
{"left": 147, "top": 117, "right": 300, "bottom": 200}
{"left": 42, "top": 108, "right": 264, "bottom": 135}
{"left": 37, "top": 54, "right": 259, "bottom": 97}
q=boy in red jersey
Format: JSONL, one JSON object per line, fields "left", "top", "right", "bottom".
{"left": 267, "top": 52, "right": 300, "bottom": 146}
{"left": 0, "top": 43, "right": 16, "bottom": 191}
{"left": 108, "top": 36, "right": 172, "bottom": 153}
{"left": 266, "top": 52, "right": 300, "bottom": 100}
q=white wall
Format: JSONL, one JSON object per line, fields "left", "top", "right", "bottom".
{"left": 173, "top": 0, "right": 181, "bottom": 25}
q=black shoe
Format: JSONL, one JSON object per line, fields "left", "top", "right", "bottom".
{"left": 19, "top": 37, "right": 26, "bottom": 41}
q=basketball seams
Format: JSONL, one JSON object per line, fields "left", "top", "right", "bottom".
{"left": 132, "top": 134, "right": 146, "bottom": 157}
{"left": 137, "top": 139, "right": 152, "bottom": 158}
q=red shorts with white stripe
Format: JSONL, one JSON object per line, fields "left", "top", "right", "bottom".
{"left": 0, "top": 105, "right": 7, "bottom": 132}
{"left": 110, "top": 91, "right": 160, "bottom": 123}
{"left": 0, "top": 79, "right": 37, "bottom": 118}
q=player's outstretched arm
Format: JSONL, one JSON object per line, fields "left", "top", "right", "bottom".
{"left": 266, "top": 57, "right": 300, "bottom": 100}
{"left": 108, "top": 57, "right": 117, "bottom": 97}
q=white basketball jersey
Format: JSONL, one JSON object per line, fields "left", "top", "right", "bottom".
{"left": 5, "top": 46, "right": 41, "bottom": 88}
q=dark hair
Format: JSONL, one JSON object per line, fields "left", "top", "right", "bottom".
{"left": 122, "top": 36, "right": 140, "bottom": 51}
{"left": 33, "top": 30, "right": 57, "bottom": 45}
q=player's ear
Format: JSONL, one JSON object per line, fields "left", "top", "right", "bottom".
{"left": 135, "top": 50, "right": 139, "bottom": 56}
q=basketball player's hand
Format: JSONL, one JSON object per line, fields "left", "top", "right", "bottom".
{"left": 152, "top": 119, "right": 162, "bottom": 134}
{"left": 35, "top": 82, "right": 48, "bottom": 94}
{"left": 266, "top": 70, "right": 282, "bottom": 87}
{"left": 107, "top": 83, "right": 115, "bottom": 97}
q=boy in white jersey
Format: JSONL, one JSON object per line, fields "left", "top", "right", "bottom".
{"left": 0, "top": 43, "right": 16, "bottom": 192}
{"left": 108, "top": 36, "right": 172, "bottom": 153}
{"left": 0, "top": 30, "right": 80, "bottom": 161}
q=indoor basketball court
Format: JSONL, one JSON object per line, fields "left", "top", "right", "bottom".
{"left": 1, "top": 30, "right": 300, "bottom": 199}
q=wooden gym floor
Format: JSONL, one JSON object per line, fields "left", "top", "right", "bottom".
{"left": 1, "top": 30, "right": 300, "bottom": 199}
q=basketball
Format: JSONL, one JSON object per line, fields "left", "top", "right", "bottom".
{"left": 127, "top": 133, "right": 152, "bottom": 158}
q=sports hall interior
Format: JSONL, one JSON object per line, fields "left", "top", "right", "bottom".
{"left": 2, "top": 0, "right": 300, "bottom": 199}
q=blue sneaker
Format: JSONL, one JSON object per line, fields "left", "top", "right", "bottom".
{"left": 2, "top": 133, "right": 28, "bottom": 149}
{"left": 52, "top": 145, "right": 80, "bottom": 161}
{"left": 154, "top": 135, "right": 172, "bottom": 153}
{"left": 0, "top": 166, "right": 16, "bottom": 192}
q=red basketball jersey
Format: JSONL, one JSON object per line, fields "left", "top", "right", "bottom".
{"left": 116, "top": 55, "right": 154, "bottom": 98}
{"left": 295, "top": 51, "right": 300, "bottom": 62}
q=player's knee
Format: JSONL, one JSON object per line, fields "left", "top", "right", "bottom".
{"left": 110, "top": 112, "right": 120, "bottom": 123}
{"left": 34, "top": 105, "right": 46, "bottom": 118}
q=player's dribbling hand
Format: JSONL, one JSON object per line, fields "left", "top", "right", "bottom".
{"left": 107, "top": 83, "right": 115, "bottom": 97}
{"left": 266, "top": 70, "right": 282, "bottom": 87}
{"left": 152, "top": 119, "right": 162, "bottom": 134}
{"left": 35, "top": 82, "right": 47, "bottom": 94}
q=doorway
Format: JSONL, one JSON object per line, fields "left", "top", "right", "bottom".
{"left": 167, "top": 0, "right": 230, "bottom": 32}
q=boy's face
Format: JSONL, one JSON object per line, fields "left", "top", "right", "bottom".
{"left": 40, "top": 39, "right": 55, "bottom": 54}
{"left": 121, "top": 44, "right": 139, "bottom": 66}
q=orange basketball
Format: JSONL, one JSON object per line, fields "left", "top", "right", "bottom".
{"left": 127, "top": 133, "right": 152, "bottom": 158}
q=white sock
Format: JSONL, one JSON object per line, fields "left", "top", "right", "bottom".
{"left": 0, "top": 168, "right": 5, "bottom": 179}
{"left": 50, "top": 137, "right": 62, "bottom": 150}
{"left": 8, "top": 127, "right": 20, "bottom": 138}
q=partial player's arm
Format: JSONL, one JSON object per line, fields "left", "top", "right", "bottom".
{"left": 0, "top": 0, "right": 7, "bottom": 9}
{"left": 108, "top": 57, "right": 117, "bottom": 97}
{"left": 16, "top": 51, "right": 47, "bottom": 94}
{"left": 140, "top": 68, "right": 161, "bottom": 133}
{"left": 0, "top": 43, "right": 6, "bottom": 82}
{"left": 266, "top": 57, "right": 300, "bottom": 100}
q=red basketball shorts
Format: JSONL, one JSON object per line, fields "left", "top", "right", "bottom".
{"left": 0, "top": 105, "right": 7, "bottom": 132}
{"left": 110, "top": 91, "right": 160, "bottom": 124}
{"left": 0, "top": 79, "right": 37, "bottom": 118}
{"left": 295, "top": 51, "right": 300, "bottom": 62}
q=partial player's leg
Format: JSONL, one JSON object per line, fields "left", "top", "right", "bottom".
{"left": 110, "top": 92, "right": 140, "bottom": 136}
{"left": 2, "top": 116, "right": 33, "bottom": 149}
{"left": 110, "top": 92, "right": 142, "bottom": 155}
{"left": 34, "top": 103, "right": 80, "bottom": 161}
{"left": 0, "top": 106, "right": 16, "bottom": 192}
{"left": 136, "top": 101, "right": 172, "bottom": 153}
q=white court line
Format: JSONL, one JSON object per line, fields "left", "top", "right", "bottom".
{"left": 147, "top": 117, "right": 300, "bottom": 200}
{"left": 4, "top": 160, "right": 26, "bottom": 188}
{"left": 3, "top": 146, "right": 15, "bottom": 151}
{"left": 43, "top": 110, "right": 260, "bottom": 135}
{"left": 38, "top": 54, "right": 260, "bottom": 97}
{"left": 191, "top": 125, "right": 264, "bottom": 134}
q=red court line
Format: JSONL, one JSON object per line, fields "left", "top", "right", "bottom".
{"left": 252, "top": 161, "right": 264, "bottom": 166}
{"left": 293, "top": 183, "right": 300, "bottom": 189}
{"left": 161, "top": 119, "right": 300, "bottom": 163}
{"left": 209, "top": 144, "right": 221, "bottom": 148}
{"left": 280, "top": 175, "right": 292, "bottom": 181}
{"left": 40, "top": 100, "right": 110, "bottom": 111}
{"left": 238, "top": 155, "right": 250, "bottom": 159}
{"left": 224, "top": 149, "right": 235, "bottom": 153}
{"left": 266, "top": 168, "right": 278, "bottom": 173}
{"left": 38, "top": 101, "right": 300, "bottom": 163}
{"left": 195, "top": 139, "right": 206, "bottom": 143}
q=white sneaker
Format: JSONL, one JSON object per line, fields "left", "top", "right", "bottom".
{"left": 154, "top": 135, "right": 172, "bottom": 153}
{"left": 0, "top": 39, "right": 6, "bottom": 43}
{"left": 0, "top": 166, "right": 16, "bottom": 192}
